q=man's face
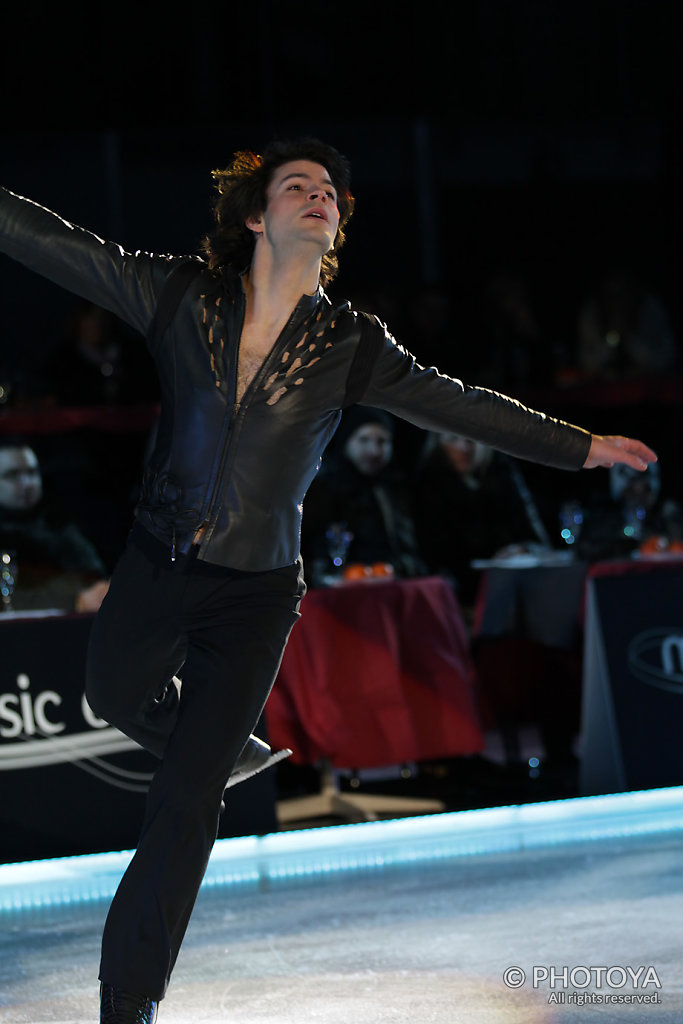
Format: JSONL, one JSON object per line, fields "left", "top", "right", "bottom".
{"left": 0, "top": 447, "right": 43, "bottom": 511}
{"left": 250, "top": 160, "right": 341, "bottom": 255}
{"left": 440, "top": 434, "right": 484, "bottom": 475}
{"left": 344, "top": 424, "right": 393, "bottom": 476}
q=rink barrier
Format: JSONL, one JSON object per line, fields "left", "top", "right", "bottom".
{"left": 1, "top": 785, "right": 683, "bottom": 911}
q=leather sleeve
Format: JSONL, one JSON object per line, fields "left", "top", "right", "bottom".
{"left": 359, "top": 322, "right": 592, "bottom": 472}
{"left": 0, "top": 186, "right": 171, "bottom": 337}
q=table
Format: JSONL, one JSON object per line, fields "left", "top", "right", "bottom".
{"left": 580, "top": 556, "right": 683, "bottom": 795}
{"left": 269, "top": 575, "right": 483, "bottom": 767}
{"left": 267, "top": 575, "right": 483, "bottom": 822}
{"left": 472, "top": 551, "right": 589, "bottom": 649}
{"left": 469, "top": 553, "right": 589, "bottom": 763}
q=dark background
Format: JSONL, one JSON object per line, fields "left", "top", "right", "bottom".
{"left": 1, "top": 0, "right": 682, "bottom": 517}
{"left": 2, "top": 0, "right": 681, "bottom": 324}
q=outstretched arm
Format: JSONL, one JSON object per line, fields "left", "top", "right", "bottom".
{"left": 358, "top": 322, "right": 661, "bottom": 475}
{"left": 583, "top": 435, "right": 658, "bottom": 471}
{"left": 0, "top": 186, "right": 167, "bottom": 336}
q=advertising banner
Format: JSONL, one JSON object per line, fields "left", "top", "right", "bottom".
{"left": 580, "top": 564, "right": 683, "bottom": 795}
{"left": 0, "top": 614, "right": 276, "bottom": 863}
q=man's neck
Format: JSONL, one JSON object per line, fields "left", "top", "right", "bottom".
{"left": 245, "top": 248, "right": 321, "bottom": 331}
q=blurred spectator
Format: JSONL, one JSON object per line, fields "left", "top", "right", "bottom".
{"left": 301, "top": 407, "right": 427, "bottom": 586}
{"left": 0, "top": 438, "right": 109, "bottom": 612}
{"left": 39, "top": 299, "right": 158, "bottom": 406}
{"left": 0, "top": 357, "right": 35, "bottom": 409}
{"left": 415, "top": 432, "right": 583, "bottom": 773}
{"left": 576, "top": 269, "right": 680, "bottom": 381}
{"left": 415, "top": 432, "right": 555, "bottom": 612}
{"left": 470, "top": 269, "right": 558, "bottom": 389}
{"left": 30, "top": 299, "right": 159, "bottom": 567}
{"left": 0, "top": 366, "right": 15, "bottom": 408}
{"left": 577, "top": 462, "right": 683, "bottom": 561}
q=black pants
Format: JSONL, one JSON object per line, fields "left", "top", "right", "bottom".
{"left": 85, "top": 525, "right": 305, "bottom": 999}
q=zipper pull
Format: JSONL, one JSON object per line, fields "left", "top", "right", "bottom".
{"left": 171, "top": 528, "right": 177, "bottom": 564}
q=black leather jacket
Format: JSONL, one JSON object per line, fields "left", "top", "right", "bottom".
{"left": 0, "top": 187, "right": 592, "bottom": 571}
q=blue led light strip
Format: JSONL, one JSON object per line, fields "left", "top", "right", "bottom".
{"left": 2, "top": 786, "right": 683, "bottom": 912}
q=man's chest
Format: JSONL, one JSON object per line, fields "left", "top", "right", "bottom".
{"left": 236, "top": 349, "right": 268, "bottom": 405}
{"left": 235, "top": 323, "right": 282, "bottom": 405}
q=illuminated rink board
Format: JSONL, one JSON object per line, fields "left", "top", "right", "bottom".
{"left": 2, "top": 786, "right": 683, "bottom": 912}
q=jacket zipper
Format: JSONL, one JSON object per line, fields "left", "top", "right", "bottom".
{"left": 197, "top": 301, "right": 312, "bottom": 556}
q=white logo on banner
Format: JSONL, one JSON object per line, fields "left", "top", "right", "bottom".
{"left": 0, "top": 674, "right": 153, "bottom": 791}
{"left": 627, "top": 629, "right": 683, "bottom": 694}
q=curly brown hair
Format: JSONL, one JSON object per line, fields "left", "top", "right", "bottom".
{"left": 201, "top": 138, "right": 355, "bottom": 288}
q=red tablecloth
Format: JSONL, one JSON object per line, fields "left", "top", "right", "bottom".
{"left": 588, "top": 555, "right": 683, "bottom": 579}
{"left": 266, "top": 575, "right": 483, "bottom": 769}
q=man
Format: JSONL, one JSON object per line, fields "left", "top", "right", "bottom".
{"left": 301, "top": 406, "right": 427, "bottom": 581}
{"left": 414, "top": 432, "right": 553, "bottom": 609}
{"left": 0, "top": 439, "right": 109, "bottom": 612}
{"left": 0, "top": 138, "right": 656, "bottom": 1023}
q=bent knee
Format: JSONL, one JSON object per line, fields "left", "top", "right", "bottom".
{"left": 84, "top": 668, "right": 118, "bottom": 725}
{"left": 84, "top": 648, "right": 136, "bottom": 726}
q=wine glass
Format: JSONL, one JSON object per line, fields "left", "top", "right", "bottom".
{"left": 559, "top": 502, "right": 583, "bottom": 547}
{"left": 325, "top": 522, "right": 354, "bottom": 573}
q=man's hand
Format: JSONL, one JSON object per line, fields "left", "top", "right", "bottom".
{"left": 75, "top": 579, "right": 110, "bottom": 613}
{"left": 584, "top": 435, "right": 658, "bottom": 471}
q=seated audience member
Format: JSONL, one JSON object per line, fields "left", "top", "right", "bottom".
{"left": 32, "top": 300, "right": 160, "bottom": 566}
{"left": 416, "top": 432, "right": 581, "bottom": 775}
{"left": 576, "top": 268, "right": 680, "bottom": 382}
{"left": 415, "top": 433, "right": 555, "bottom": 611}
{"left": 39, "top": 299, "right": 159, "bottom": 407}
{"left": 301, "top": 407, "right": 427, "bottom": 585}
{"left": 0, "top": 439, "right": 109, "bottom": 612}
{"left": 578, "top": 461, "right": 683, "bottom": 561}
{"left": 470, "top": 269, "right": 558, "bottom": 390}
